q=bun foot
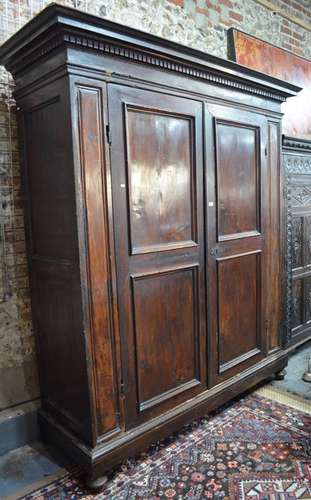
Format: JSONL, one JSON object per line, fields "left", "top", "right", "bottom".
{"left": 275, "top": 369, "right": 286, "bottom": 381}
{"left": 86, "top": 474, "right": 108, "bottom": 492}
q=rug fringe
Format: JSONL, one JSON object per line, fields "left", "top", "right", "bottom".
{"left": 255, "top": 385, "right": 311, "bottom": 414}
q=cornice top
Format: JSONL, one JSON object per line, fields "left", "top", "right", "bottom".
{"left": 0, "top": 3, "right": 301, "bottom": 102}
{"left": 283, "top": 135, "right": 311, "bottom": 152}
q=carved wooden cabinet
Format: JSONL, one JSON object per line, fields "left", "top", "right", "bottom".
{"left": 0, "top": 5, "right": 299, "bottom": 486}
{"left": 283, "top": 136, "right": 311, "bottom": 350}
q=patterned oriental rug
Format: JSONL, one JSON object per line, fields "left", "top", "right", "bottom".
{"left": 21, "top": 393, "right": 311, "bottom": 499}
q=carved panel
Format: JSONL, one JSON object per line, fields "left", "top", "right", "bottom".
{"left": 291, "top": 278, "right": 303, "bottom": 330}
{"left": 304, "top": 216, "right": 311, "bottom": 266}
{"left": 284, "top": 149, "right": 311, "bottom": 347}
{"left": 291, "top": 216, "right": 303, "bottom": 269}
{"left": 291, "top": 185, "right": 311, "bottom": 207}
{"left": 304, "top": 277, "right": 311, "bottom": 323}
{"left": 285, "top": 169, "right": 293, "bottom": 345}
{"left": 284, "top": 155, "right": 311, "bottom": 174}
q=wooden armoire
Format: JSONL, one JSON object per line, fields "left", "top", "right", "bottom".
{"left": 0, "top": 4, "right": 300, "bottom": 487}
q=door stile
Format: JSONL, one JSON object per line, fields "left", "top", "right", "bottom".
{"left": 204, "top": 105, "right": 219, "bottom": 389}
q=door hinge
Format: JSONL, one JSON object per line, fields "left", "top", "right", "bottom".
{"left": 265, "top": 146, "right": 268, "bottom": 157}
{"left": 106, "top": 124, "right": 112, "bottom": 146}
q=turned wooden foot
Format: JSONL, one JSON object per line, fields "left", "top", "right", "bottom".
{"left": 275, "top": 368, "right": 286, "bottom": 381}
{"left": 86, "top": 474, "right": 108, "bottom": 492}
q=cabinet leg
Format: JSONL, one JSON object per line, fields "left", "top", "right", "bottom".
{"left": 275, "top": 368, "right": 286, "bottom": 381}
{"left": 86, "top": 474, "right": 108, "bottom": 492}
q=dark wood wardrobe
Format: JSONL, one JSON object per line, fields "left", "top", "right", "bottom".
{"left": 0, "top": 4, "right": 300, "bottom": 487}
{"left": 283, "top": 136, "right": 311, "bottom": 350}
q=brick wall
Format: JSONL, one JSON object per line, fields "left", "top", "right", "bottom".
{"left": 275, "top": 0, "right": 311, "bottom": 25}
{"left": 0, "top": 0, "right": 310, "bottom": 411}
{"left": 275, "top": 0, "right": 311, "bottom": 55}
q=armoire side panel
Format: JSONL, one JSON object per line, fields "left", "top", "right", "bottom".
{"left": 25, "top": 98, "right": 78, "bottom": 262}
{"left": 22, "top": 81, "right": 92, "bottom": 441}
{"left": 33, "top": 263, "right": 88, "bottom": 435}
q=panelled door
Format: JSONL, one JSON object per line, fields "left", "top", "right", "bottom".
{"left": 205, "top": 104, "right": 269, "bottom": 385}
{"left": 107, "top": 85, "right": 206, "bottom": 428}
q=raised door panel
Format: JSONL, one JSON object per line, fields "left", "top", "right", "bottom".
{"left": 216, "top": 123, "right": 259, "bottom": 240}
{"left": 132, "top": 266, "right": 200, "bottom": 411}
{"left": 205, "top": 104, "right": 267, "bottom": 384}
{"left": 108, "top": 85, "right": 206, "bottom": 428}
{"left": 126, "top": 109, "right": 196, "bottom": 253}
{"left": 218, "top": 253, "right": 261, "bottom": 373}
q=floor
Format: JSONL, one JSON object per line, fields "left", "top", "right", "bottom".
{"left": 0, "top": 442, "right": 68, "bottom": 499}
{"left": 271, "top": 341, "right": 311, "bottom": 399}
{"left": 0, "top": 342, "right": 310, "bottom": 500}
